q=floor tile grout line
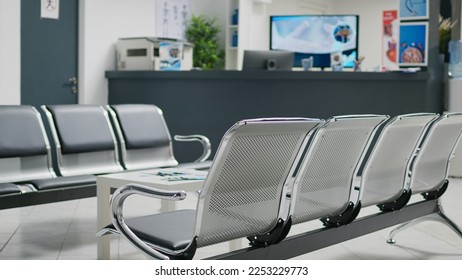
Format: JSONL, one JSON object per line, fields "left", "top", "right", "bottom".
{"left": 0, "top": 204, "right": 36, "bottom": 255}
{"left": 56, "top": 199, "right": 82, "bottom": 260}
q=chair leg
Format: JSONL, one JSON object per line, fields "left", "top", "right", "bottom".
{"left": 387, "top": 199, "right": 462, "bottom": 244}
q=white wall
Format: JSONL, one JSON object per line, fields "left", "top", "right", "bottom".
{"left": 0, "top": 0, "right": 20, "bottom": 105}
{"left": 79, "top": 0, "right": 157, "bottom": 105}
{"left": 269, "top": 0, "right": 333, "bottom": 14}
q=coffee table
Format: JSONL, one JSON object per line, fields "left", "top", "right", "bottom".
{"left": 96, "top": 168, "right": 207, "bottom": 260}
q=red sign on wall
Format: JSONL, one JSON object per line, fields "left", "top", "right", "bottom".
{"left": 382, "top": 10, "right": 399, "bottom": 70}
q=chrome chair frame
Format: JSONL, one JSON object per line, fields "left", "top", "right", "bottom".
{"left": 0, "top": 105, "right": 99, "bottom": 209}
{"left": 107, "top": 183, "right": 188, "bottom": 260}
{"left": 98, "top": 117, "right": 324, "bottom": 259}
{"left": 386, "top": 113, "right": 462, "bottom": 243}
{"left": 107, "top": 104, "right": 211, "bottom": 171}
{"left": 359, "top": 113, "right": 439, "bottom": 210}
{"left": 42, "top": 105, "right": 123, "bottom": 176}
{"left": 289, "top": 114, "right": 389, "bottom": 227}
{"left": 205, "top": 114, "right": 462, "bottom": 260}
{"left": 173, "top": 135, "right": 211, "bottom": 163}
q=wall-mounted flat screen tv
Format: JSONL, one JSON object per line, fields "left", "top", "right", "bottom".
{"left": 270, "top": 15, "right": 359, "bottom": 69}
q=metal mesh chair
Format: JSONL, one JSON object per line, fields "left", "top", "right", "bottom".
{"left": 42, "top": 105, "right": 124, "bottom": 177}
{"left": 98, "top": 117, "right": 323, "bottom": 259}
{"left": 387, "top": 113, "right": 462, "bottom": 243}
{"left": 289, "top": 115, "right": 388, "bottom": 227}
{"left": 107, "top": 104, "right": 211, "bottom": 171}
{"left": 359, "top": 113, "right": 439, "bottom": 211}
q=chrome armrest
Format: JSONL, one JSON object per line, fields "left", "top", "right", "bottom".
{"left": 110, "top": 183, "right": 187, "bottom": 260}
{"left": 174, "top": 134, "right": 212, "bottom": 162}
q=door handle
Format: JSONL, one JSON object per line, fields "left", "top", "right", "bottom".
{"left": 69, "top": 77, "right": 78, "bottom": 95}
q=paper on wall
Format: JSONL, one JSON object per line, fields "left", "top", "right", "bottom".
{"left": 41, "top": 0, "right": 60, "bottom": 20}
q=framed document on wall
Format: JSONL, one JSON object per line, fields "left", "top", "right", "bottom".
{"left": 399, "top": 0, "right": 429, "bottom": 21}
{"left": 156, "top": 0, "right": 191, "bottom": 40}
{"left": 398, "top": 22, "right": 428, "bottom": 66}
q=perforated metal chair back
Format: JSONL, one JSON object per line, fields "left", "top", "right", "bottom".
{"left": 290, "top": 115, "right": 388, "bottom": 225}
{"left": 194, "top": 118, "right": 323, "bottom": 247}
{"left": 0, "top": 105, "right": 56, "bottom": 183}
{"left": 409, "top": 113, "right": 462, "bottom": 194}
{"left": 360, "top": 113, "right": 439, "bottom": 207}
{"left": 42, "top": 105, "right": 123, "bottom": 176}
{"left": 107, "top": 104, "right": 178, "bottom": 170}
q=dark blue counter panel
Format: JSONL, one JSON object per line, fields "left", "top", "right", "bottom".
{"left": 107, "top": 70, "right": 442, "bottom": 162}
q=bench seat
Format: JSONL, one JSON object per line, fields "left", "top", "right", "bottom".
{"left": 0, "top": 183, "right": 22, "bottom": 195}
{"left": 27, "top": 175, "right": 96, "bottom": 191}
{"left": 0, "top": 105, "right": 109, "bottom": 209}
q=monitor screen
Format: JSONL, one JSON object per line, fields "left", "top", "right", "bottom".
{"left": 270, "top": 15, "right": 359, "bottom": 68}
{"left": 242, "top": 50, "right": 294, "bottom": 71}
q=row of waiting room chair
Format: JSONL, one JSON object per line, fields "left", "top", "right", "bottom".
{"left": 0, "top": 104, "right": 212, "bottom": 209}
{"left": 98, "top": 113, "right": 462, "bottom": 260}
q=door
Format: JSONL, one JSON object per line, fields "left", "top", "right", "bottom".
{"left": 21, "top": 0, "right": 79, "bottom": 106}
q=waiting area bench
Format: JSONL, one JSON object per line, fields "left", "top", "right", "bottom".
{"left": 98, "top": 113, "right": 462, "bottom": 260}
{"left": 0, "top": 104, "right": 211, "bottom": 210}
{"left": 0, "top": 105, "right": 97, "bottom": 209}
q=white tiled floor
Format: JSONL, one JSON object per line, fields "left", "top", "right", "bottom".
{"left": 1, "top": 178, "right": 462, "bottom": 260}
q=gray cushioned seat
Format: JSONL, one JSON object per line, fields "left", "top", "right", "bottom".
{"left": 126, "top": 209, "right": 196, "bottom": 251}
{"left": 0, "top": 106, "right": 48, "bottom": 158}
{"left": 111, "top": 105, "right": 170, "bottom": 150}
{"left": 46, "top": 105, "right": 115, "bottom": 154}
{"left": 0, "top": 183, "right": 21, "bottom": 195}
{"left": 28, "top": 175, "right": 96, "bottom": 191}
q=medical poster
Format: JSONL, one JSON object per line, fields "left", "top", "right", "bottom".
{"left": 399, "top": 0, "right": 429, "bottom": 21}
{"left": 382, "top": 10, "right": 399, "bottom": 70}
{"left": 398, "top": 22, "right": 428, "bottom": 66}
{"left": 156, "top": 0, "right": 191, "bottom": 40}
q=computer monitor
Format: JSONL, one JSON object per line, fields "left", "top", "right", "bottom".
{"left": 242, "top": 50, "right": 294, "bottom": 71}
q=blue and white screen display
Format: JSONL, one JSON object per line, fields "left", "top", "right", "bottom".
{"left": 399, "top": 0, "right": 428, "bottom": 19}
{"left": 270, "top": 15, "right": 359, "bottom": 68}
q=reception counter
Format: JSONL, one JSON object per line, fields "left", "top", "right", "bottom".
{"left": 107, "top": 70, "right": 443, "bottom": 162}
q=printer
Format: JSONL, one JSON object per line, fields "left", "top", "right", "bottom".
{"left": 116, "top": 37, "right": 193, "bottom": 71}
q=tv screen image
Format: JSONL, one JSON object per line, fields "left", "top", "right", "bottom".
{"left": 270, "top": 15, "right": 359, "bottom": 68}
